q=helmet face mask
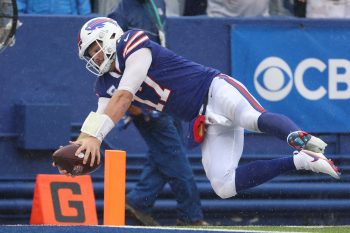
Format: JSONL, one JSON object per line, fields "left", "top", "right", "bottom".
{"left": 78, "top": 17, "right": 124, "bottom": 76}
{"left": 83, "top": 40, "right": 115, "bottom": 76}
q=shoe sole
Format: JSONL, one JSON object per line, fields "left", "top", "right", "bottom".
{"left": 301, "top": 149, "right": 341, "bottom": 179}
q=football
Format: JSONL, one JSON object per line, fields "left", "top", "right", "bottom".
{"left": 52, "top": 144, "right": 101, "bottom": 176}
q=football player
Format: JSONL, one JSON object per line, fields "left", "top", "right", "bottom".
{"left": 72, "top": 17, "right": 340, "bottom": 199}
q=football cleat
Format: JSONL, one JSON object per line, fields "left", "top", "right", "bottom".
{"left": 287, "top": 131, "right": 327, "bottom": 153}
{"left": 293, "top": 150, "right": 340, "bottom": 179}
{"left": 125, "top": 201, "right": 160, "bottom": 226}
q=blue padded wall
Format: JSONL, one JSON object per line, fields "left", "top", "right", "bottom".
{"left": 15, "top": 103, "right": 71, "bottom": 149}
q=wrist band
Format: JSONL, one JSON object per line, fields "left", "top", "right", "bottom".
{"left": 81, "top": 112, "right": 115, "bottom": 142}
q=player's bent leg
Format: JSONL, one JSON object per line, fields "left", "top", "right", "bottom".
{"left": 234, "top": 149, "right": 340, "bottom": 194}
{"left": 293, "top": 150, "right": 340, "bottom": 179}
{"left": 258, "top": 112, "right": 328, "bottom": 153}
{"left": 210, "top": 177, "right": 237, "bottom": 199}
{"left": 201, "top": 123, "right": 244, "bottom": 199}
{"left": 208, "top": 75, "right": 328, "bottom": 154}
{"left": 207, "top": 75, "right": 264, "bottom": 133}
{"left": 258, "top": 112, "right": 299, "bottom": 140}
{"left": 235, "top": 157, "right": 296, "bottom": 193}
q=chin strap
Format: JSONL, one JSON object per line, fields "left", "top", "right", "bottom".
{"left": 81, "top": 112, "right": 115, "bottom": 142}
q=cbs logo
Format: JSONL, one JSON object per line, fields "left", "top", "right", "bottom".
{"left": 254, "top": 57, "right": 350, "bottom": 101}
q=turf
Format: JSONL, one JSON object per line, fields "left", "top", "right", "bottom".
{"left": 186, "top": 225, "right": 350, "bottom": 233}
{"left": 1, "top": 225, "right": 350, "bottom": 233}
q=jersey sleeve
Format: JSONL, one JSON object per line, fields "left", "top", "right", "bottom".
{"left": 118, "top": 30, "right": 151, "bottom": 60}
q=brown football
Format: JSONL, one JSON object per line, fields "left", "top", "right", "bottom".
{"left": 52, "top": 144, "right": 101, "bottom": 176}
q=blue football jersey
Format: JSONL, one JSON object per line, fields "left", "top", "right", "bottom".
{"left": 95, "top": 30, "right": 220, "bottom": 121}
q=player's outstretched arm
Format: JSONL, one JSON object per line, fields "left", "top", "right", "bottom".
{"left": 104, "top": 90, "right": 134, "bottom": 123}
{"left": 74, "top": 48, "right": 149, "bottom": 166}
{"left": 69, "top": 100, "right": 108, "bottom": 167}
{"left": 75, "top": 90, "right": 133, "bottom": 167}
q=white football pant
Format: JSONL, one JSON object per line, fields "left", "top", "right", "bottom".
{"left": 201, "top": 75, "right": 265, "bottom": 199}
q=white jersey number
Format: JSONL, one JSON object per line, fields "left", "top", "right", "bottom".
{"left": 134, "top": 77, "right": 170, "bottom": 111}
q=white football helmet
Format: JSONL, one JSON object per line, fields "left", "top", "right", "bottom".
{"left": 78, "top": 17, "right": 124, "bottom": 76}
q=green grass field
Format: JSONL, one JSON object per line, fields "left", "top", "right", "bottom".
{"left": 228, "top": 226, "right": 350, "bottom": 233}
{"left": 2, "top": 225, "right": 349, "bottom": 233}
{"left": 179, "top": 225, "right": 350, "bottom": 233}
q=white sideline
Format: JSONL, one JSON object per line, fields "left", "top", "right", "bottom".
{"left": 1, "top": 225, "right": 312, "bottom": 233}
{"left": 104, "top": 225, "right": 311, "bottom": 233}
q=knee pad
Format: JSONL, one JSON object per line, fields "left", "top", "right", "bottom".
{"left": 210, "top": 178, "right": 237, "bottom": 199}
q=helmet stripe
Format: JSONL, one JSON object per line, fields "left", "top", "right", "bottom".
{"left": 85, "top": 18, "right": 117, "bottom": 31}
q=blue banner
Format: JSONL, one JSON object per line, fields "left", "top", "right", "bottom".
{"left": 231, "top": 22, "right": 350, "bottom": 133}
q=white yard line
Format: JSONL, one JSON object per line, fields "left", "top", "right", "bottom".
{"left": 104, "top": 225, "right": 311, "bottom": 233}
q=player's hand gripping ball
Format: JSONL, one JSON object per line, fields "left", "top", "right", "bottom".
{"left": 52, "top": 144, "right": 101, "bottom": 176}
